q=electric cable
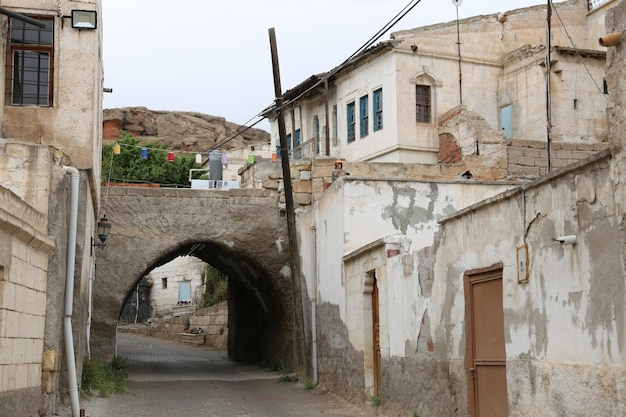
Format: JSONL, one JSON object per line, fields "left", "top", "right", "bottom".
{"left": 204, "top": 0, "right": 424, "bottom": 152}
{"left": 550, "top": 0, "right": 608, "bottom": 100}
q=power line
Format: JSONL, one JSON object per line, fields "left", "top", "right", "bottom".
{"left": 207, "top": 0, "right": 424, "bottom": 151}
{"left": 550, "top": 0, "right": 608, "bottom": 100}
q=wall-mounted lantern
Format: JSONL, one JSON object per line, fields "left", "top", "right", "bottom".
{"left": 71, "top": 10, "right": 97, "bottom": 29}
{"left": 91, "top": 214, "right": 112, "bottom": 255}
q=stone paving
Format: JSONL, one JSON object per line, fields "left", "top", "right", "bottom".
{"left": 82, "top": 333, "right": 377, "bottom": 417}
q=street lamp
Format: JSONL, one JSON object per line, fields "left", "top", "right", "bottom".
{"left": 91, "top": 214, "right": 112, "bottom": 255}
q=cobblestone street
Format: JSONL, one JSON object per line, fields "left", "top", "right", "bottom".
{"left": 82, "top": 333, "right": 376, "bottom": 417}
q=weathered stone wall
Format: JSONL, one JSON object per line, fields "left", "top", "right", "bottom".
{"left": 93, "top": 186, "right": 292, "bottom": 367}
{"left": 507, "top": 139, "right": 611, "bottom": 178}
{"left": 119, "top": 302, "right": 228, "bottom": 350}
{"left": 0, "top": 184, "right": 55, "bottom": 417}
{"left": 433, "top": 151, "right": 625, "bottom": 416}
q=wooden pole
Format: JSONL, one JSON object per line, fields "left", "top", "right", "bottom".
{"left": 546, "top": 0, "right": 552, "bottom": 172}
{"left": 268, "top": 27, "right": 309, "bottom": 377}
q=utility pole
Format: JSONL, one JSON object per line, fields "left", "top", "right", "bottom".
{"left": 268, "top": 27, "right": 309, "bottom": 378}
{"left": 546, "top": 0, "right": 552, "bottom": 172}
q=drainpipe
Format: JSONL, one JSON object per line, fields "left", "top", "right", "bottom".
{"left": 310, "top": 226, "right": 318, "bottom": 384}
{"left": 62, "top": 166, "right": 81, "bottom": 417}
{"left": 86, "top": 258, "right": 94, "bottom": 358}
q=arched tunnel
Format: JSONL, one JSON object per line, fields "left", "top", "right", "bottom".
{"left": 91, "top": 187, "right": 295, "bottom": 368}
{"left": 120, "top": 241, "right": 289, "bottom": 363}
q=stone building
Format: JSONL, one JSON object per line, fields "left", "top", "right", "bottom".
{"left": 267, "top": 0, "right": 610, "bottom": 179}
{"left": 147, "top": 256, "right": 206, "bottom": 319}
{"left": 268, "top": 0, "right": 626, "bottom": 416}
{"left": 0, "top": 2, "right": 104, "bottom": 417}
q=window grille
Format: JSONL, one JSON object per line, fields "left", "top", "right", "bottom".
{"left": 7, "top": 16, "right": 54, "bottom": 106}
{"left": 416, "top": 85, "right": 431, "bottom": 123}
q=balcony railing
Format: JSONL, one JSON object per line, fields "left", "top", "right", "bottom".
{"left": 285, "top": 137, "right": 325, "bottom": 160}
{"left": 588, "top": 0, "right": 612, "bottom": 11}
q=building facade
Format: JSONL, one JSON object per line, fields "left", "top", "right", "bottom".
{"left": 268, "top": 0, "right": 609, "bottom": 176}
{"left": 0, "top": 1, "right": 104, "bottom": 416}
{"left": 278, "top": 0, "right": 626, "bottom": 415}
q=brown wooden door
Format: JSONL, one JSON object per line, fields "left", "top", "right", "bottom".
{"left": 466, "top": 269, "right": 508, "bottom": 417}
{"left": 372, "top": 278, "right": 381, "bottom": 397}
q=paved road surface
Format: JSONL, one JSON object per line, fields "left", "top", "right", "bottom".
{"left": 82, "top": 332, "right": 375, "bottom": 417}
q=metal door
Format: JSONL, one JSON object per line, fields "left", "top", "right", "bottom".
{"left": 466, "top": 269, "right": 508, "bottom": 417}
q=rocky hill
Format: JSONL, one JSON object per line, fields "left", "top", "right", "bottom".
{"left": 103, "top": 107, "right": 270, "bottom": 152}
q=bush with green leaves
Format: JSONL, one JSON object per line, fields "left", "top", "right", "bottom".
{"left": 81, "top": 356, "right": 128, "bottom": 398}
{"left": 202, "top": 264, "right": 228, "bottom": 307}
{"left": 102, "top": 132, "right": 200, "bottom": 187}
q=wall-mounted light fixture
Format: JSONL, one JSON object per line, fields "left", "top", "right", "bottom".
{"left": 91, "top": 214, "right": 112, "bottom": 255}
{"left": 554, "top": 235, "right": 577, "bottom": 246}
{"left": 71, "top": 10, "right": 97, "bottom": 29}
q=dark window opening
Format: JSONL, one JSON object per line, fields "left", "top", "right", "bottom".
{"left": 7, "top": 15, "right": 54, "bottom": 106}
{"left": 416, "top": 85, "right": 431, "bottom": 123}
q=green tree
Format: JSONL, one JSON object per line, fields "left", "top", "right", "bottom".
{"left": 203, "top": 264, "right": 228, "bottom": 307}
{"left": 102, "top": 132, "right": 200, "bottom": 187}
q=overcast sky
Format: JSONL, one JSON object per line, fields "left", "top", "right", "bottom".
{"left": 102, "top": 0, "right": 550, "bottom": 131}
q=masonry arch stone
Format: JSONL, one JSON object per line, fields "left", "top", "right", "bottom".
{"left": 91, "top": 186, "right": 294, "bottom": 366}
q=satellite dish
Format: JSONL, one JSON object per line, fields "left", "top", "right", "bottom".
{"left": 452, "top": 0, "right": 463, "bottom": 6}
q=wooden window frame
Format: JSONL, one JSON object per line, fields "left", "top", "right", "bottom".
{"left": 6, "top": 15, "right": 54, "bottom": 106}
{"left": 416, "top": 84, "right": 431, "bottom": 123}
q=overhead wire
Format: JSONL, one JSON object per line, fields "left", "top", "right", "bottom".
{"left": 206, "top": 0, "right": 423, "bottom": 152}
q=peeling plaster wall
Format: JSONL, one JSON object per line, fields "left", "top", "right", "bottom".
{"left": 433, "top": 154, "right": 626, "bottom": 416}
{"left": 298, "top": 176, "right": 513, "bottom": 414}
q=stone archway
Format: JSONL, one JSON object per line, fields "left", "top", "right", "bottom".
{"left": 92, "top": 186, "right": 294, "bottom": 366}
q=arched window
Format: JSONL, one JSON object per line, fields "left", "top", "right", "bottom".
{"left": 412, "top": 72, "right": 439, "bottom": 125}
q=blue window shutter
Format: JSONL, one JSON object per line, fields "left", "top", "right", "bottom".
{"left": 347, "top": 102, "right": 356, "bottom": 143}
{"left": 359, "top": 95, "right": 369, "bottom": 138}
{"left": 500, "top": 105, "right": 512, "bottom": 139}
{"left": 373, "top": 88, "right": 383, "bottom": 131}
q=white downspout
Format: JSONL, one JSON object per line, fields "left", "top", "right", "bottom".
{"left": 310, "top": 226, "right": 318, "bottom": 384}
{"left": 86, "top": 257, "right": 94, "bottom": 358}
{"left": 63, "top": 166, "right": 81, "bottom": 417}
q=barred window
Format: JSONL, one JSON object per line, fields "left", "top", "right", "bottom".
{"left": 416, "top": 85, "right": 431, "bottom": 123}
{"left": 7, "top": 15, "right": 54, "bottom": 106}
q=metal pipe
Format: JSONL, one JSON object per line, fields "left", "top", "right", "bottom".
{"left": 62, "top": 166, "right": 81, "bottom": 417}
{"left": 310, "top": 226, "right": 318, "bottom": 384}
{"left": 0, "top": 7, "right": 46, "bottom": 28}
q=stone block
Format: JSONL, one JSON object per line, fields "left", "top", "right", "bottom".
{"left": 518, "top": 156, "right": 536, "bottom": 166}
{"left": 42, "top": 349, "right": 58, "bottom": 371}
{"left": 507, "top": 147, "right": 525, "bottom": 156}
{"left": 294, "top": 193, "right": 312, "bottom": 205}
{"left": 0, "top": 338, "right": 13, "bottom": 364}
{"left": 1, "top": 364, "right": 16, "bottom": 391}
{"left": 292, "top": 180, "right": 312, "bottom": 194}
{"left": 15, "top": 364, "right": 28, "bottom": 389}
{"left": 299, "top": 170, "right": 312, "bottom": 181}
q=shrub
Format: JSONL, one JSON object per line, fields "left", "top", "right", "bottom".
{"left": 81, "top": 356, "right": 128, "bottom": 398}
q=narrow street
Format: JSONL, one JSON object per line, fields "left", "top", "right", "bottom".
{"left": 82, "top": 333, "right": 375, "bottom": 417}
